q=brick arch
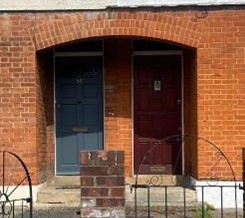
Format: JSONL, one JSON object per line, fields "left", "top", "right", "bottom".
{"left": 31, "top": 11, "right": 201, "bottom": 51}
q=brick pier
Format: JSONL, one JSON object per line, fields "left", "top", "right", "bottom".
{"left": 80, "top": 151, "right": 125, "bottom": 218}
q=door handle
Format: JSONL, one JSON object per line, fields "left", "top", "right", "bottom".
{"left": 72, "top": 127, "right": 88, "bottom": 133}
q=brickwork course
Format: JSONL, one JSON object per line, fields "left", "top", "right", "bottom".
{"left": 0, "top": 6, "right": 244, "bottom": 184}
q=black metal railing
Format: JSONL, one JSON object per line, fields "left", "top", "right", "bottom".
{"left": 0, "top": 198, "right": 32, "bottom": 217}
{"left": 131, "top": 183, "right": 240, "bottom": 218}
{"left": 0, "top": 150, "right": 33, "bottom": 217}
{"left": 131, "top": 135, "right": 242, "bottom": 218}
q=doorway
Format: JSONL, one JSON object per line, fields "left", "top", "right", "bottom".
{"left": 55, "top": 56, "right": 103, "bottom": 174}
{"left": 134, "top": 54, "right": 182, "bottom": 174}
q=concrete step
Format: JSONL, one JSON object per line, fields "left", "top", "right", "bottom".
{"left": 126, "top": 175, "right": 191, "bottom": 186}
{"left": 125, "top": 175, "right": 197, "bottom": 207}
{"left": 51, "top": 176, "right": 80, "bottom": 187}
{"left": 37, "top": 185, "right": 80, "bottom": 204}
{"left": 37, "top": 175, "right": 196, "bottom": 206}
{"left": 126, "top": 185, "right": 198, "bottom": 207}
{"left": 37, "top": 176, "right": 81, "bottom": 204}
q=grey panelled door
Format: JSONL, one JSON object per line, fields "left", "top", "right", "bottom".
{"left": 55, "top": 56, "right": 103, "bottom": 174}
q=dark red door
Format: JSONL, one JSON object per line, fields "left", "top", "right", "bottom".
{"left": 134, "top": 55, "right": 182, "bottom": 174}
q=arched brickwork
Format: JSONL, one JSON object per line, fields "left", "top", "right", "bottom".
{"left": 30, "top": 11, "right": 201, "bottom": 50}
{"left": 31, "top": 11, "right": 201, "bottom": 178}
{"left": 27, "top": 9, "right": 245, "bottom": 180}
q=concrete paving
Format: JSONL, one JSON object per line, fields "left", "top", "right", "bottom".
{"left": 14, "top": 203, "right": 243, "bottom": 218}
{"left": 14, "top": 203, "right": 81, "bottom": 218}
{"left": 33, "top": 176, "right": 243, "bottom": 217}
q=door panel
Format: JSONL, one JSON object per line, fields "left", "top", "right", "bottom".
{"left": 134, "top": 55, "right": 182, "bottom": 174}
{"left": 62, "top": 105, "right": 77, "bottom": 125}
{"left": 60, "top": 134, "right": 78, "bottom": 165}
{"left": 83, "top": 104, "right": 98, "bottom": 124}
{"left": 56, "top": 56, "right": 103, "bottom": 174}
{"left": 62, "top": 85, "right": 76, "bottom": 98}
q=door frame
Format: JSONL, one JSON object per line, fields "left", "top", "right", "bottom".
{"left": 132, "top": 50, "right": 185, "bottom": 175}
{"left": 53, "top": 49, "right": 105, "bottom": 175}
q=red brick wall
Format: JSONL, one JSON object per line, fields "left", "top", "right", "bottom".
{"left": 104, "top": 39, "right": 132, "bottom": 176}
{"left": 196, "top": 10, "right": 245, "bottom": 180}
{"left": 36, "top": 51, "right": 54, "bottom": 183}
{"left": 183, "top": 49, "right": 198, "bottom": 177}
{"left": 0, "top": 14, "right": 39, "bottom": 184}
{"left": 0, "top": 8, "right": 244, "bottom": 182}
{"left": 36, "top": 53, "right": 47, "bottom": 183}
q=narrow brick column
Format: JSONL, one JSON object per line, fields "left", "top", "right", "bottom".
{"left": 80, "top": 151, "right": 125, "bottom": 218}
{"left": 242, "top": 148, "right": 245, "bottom": 216}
